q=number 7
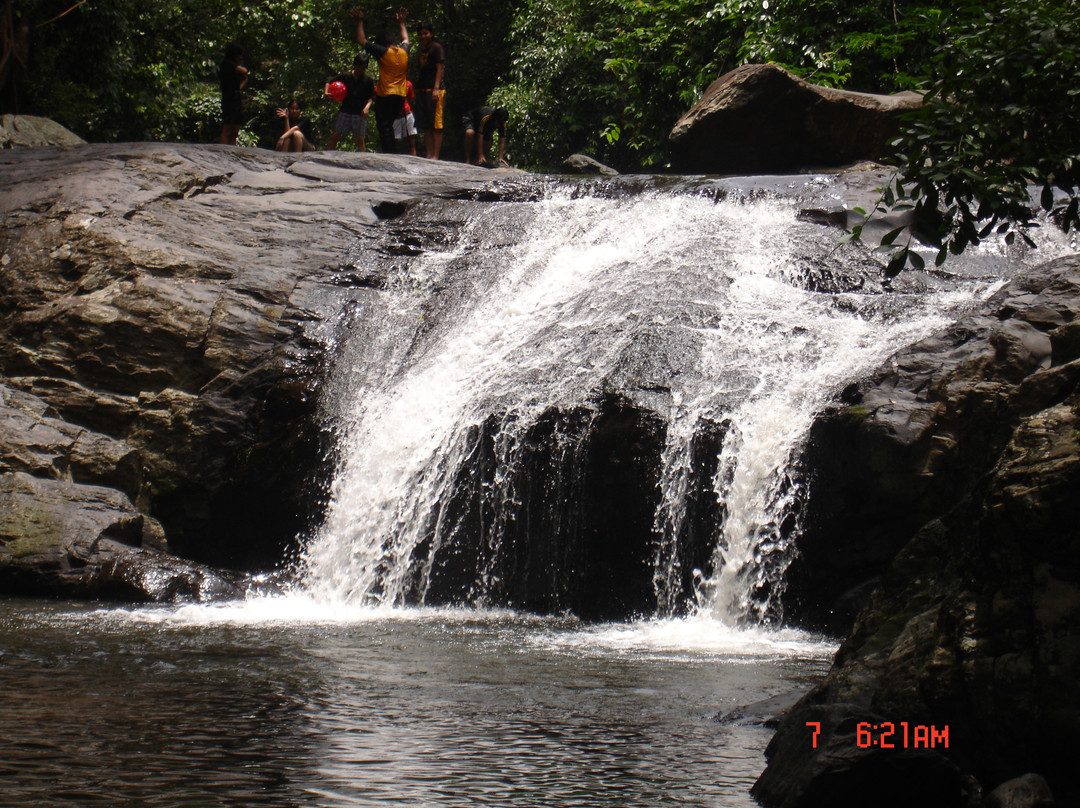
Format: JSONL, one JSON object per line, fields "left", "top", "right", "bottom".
{"left": 806, "top": 721, "right": 821, "bottom": 748}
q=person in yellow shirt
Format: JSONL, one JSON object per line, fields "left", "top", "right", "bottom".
{"left": 352, "top": 7, "right": 410, "bottom": 153}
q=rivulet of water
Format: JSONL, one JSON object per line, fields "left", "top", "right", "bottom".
{"left": 297, "top": 179, "right": 1041, "bottom": 623}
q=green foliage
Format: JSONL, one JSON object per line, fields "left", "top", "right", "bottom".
{"left": 861, "top": 1, "right": 1080, "bottom": 276}
{"left": 8, "top": 0, "right": 513, "bottom": 153}
{"left": 493, "top": 0, "right": 956, "bottom": 171}
{"left": 8, "top": 0, "right": 1076, "bottom": 278}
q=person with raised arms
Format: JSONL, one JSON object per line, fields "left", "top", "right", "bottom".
{"left": 352, "top": 7, "right": 410, "bottom": 153}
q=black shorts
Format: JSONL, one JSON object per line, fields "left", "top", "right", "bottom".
{"left": 221, "top": 97, "right": 243, "bottom": 125}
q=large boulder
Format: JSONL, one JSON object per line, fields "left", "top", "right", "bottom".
{"left": 0, "top": 143, "right": 512, "bottom": 596}
{"left": 754, "top": 256, "right": 1080, "bottom": 807}
{"left": 0, "top": 114, "right": 86, "bottom": 149}
{"left": 669, "top": 64, "right": 922, "bottom": 175}
{"left": 0, "top": 471, "right": 245, "bottom": 601}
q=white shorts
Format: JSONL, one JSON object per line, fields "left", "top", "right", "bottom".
{"left": 393, "top": 112, "right": 417, "bottom": 139}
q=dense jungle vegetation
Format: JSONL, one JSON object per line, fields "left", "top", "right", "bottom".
{"left": 2, "top": 0, "right": 1078, "bottom": 265}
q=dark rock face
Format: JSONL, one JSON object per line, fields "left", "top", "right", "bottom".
{"left": 669, "top": 64, "right": 922, "bottom": 175}
{"left": 421, "top": 394, "right": 669, "bottom": 620}
{"left": 0, "top": 470, "right": 245, "bottom": 601}
{"left": 789, "top": 256, "right": 1080, "bottom": 632}
{"left": 0, "top": 143, "right": 508, "bottom": 600}
{"left": 754, "top": 255, "right": 1080, "bottom": 807}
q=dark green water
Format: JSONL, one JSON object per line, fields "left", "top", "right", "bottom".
{"left": 0, "top": 597, "right": 833, "bottom": 807}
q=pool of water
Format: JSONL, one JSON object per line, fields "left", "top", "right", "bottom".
{"left": 0, "top": 597, "right": 834, "bottom": 807}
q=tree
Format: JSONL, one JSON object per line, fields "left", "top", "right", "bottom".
{"left": 853, "top": 2, "right": 1080, "bottom": 275}
{"left": 491, "top": 0, "right": 953, "bottom": 171}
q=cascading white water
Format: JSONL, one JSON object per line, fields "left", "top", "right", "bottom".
{"left": 298, "top": 181, "right": 1012, "bottom": 623}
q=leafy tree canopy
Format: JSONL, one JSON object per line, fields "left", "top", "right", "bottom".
{"left": 855, "top": 2, "right": 1080, "bottom": 275}
{"left": 3, "top": 0, "right": 1077, "bottom": 269}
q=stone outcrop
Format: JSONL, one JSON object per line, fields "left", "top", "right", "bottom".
{"left": 562, "top": 153, "right": 619, "bottom": 176}
{"left": 1, "top": 114, "right": 86, "bottom": 149}
{"left": 787, "top": 256, "right": 1080, "bottom": 632}
{"left": 669, "top": 63, "right": 922, "bottom": 175}
{"left": 422, "top": 394, "right": 672, "bottom": 621}
{"left": 0, "top": 143, "right": 512, "bottom": 601}
{"left": 754, "top": 256, "right": 1080, "bottom": 807}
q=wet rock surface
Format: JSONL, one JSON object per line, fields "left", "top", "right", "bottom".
{"left": 0, "top": 142, "right": 512, "bottom": 600}
{"left": 756, "top": 255, "right": 1080, "bottom": 807}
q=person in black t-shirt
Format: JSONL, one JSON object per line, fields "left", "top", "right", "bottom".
{"left": 413, "top": 20, "right": 446, "bottom": 159}
{"left": 324, "top": 54, "right": 376, "bottom": 151}
{"left": 462, "top": 106, "right": 509, "bottom": 166}
{"left": 275, "top": 100, "right": 315, "bottom": 152}
{"left": 219, "top": 42, "right": 248, "bottom": 145}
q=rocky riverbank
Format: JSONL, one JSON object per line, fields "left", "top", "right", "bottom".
{"left": 3, "top": 141, "right": 1078, "bottom": 806}
{"left": 755, "top": 256, "right": 1080, "bottom": 807}
{"left": 1, "top": 143, "right": 512, "bottom": 599}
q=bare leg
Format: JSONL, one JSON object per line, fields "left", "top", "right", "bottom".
{"left": 220, "top": 124, "right": 240, "bottom": 145}
{"left": 425, "top": 128, "right": 443, "bottom": 159}
{"left": 463, "top": 129, "right": 476, "bottom": 163}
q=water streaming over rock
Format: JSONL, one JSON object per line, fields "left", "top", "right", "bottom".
{"left": 298, "top": 177, "right": 1012, "bottom": 624}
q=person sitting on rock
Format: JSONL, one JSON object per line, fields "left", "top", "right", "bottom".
{"left": 462, "top": 106, "right": 509, "bottom": 167}
{"left": 275, "top": 100, "right": 316, "bottom": 152}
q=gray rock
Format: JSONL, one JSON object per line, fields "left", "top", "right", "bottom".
{"left": 754, "top": 256, "right": 1080, "bottom": 807}
{"left": 789, "top": 255, "right": 1080, "bottom": 631}
{"left": 984, "top": 774, "right": 1055, "bottom": 808}
{"left": 669, "top": 63, "right": 922, "bottom": 175}
{"left": 0, "top": 470, "right": 239, "bottom": 601}
{"left": 0, "top": 382, "right": 144, "bottom": 500}
{"left": 0, "top": 114, "right": 86, "bottom": 149}
{"left": 0, "top": 142, "right": 516, "bottom": 589}
{"left": 562, "top": 153, "right": 619, "bottom": 176}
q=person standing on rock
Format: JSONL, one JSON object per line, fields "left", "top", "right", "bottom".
{"left": 393, "top": 80, "right": 418, "bottom": 155}
{"left": 325, "top": 54, "right": 376, "bottom": 151}
{"left": 218, "top": 42, "right": 248, "bottom": 145}
{"left": 412, "top": 20, "right": 446, "bottom": 160}
{"left": 352, "top": 7, "right": 410, "bottom": 153}
{"left": 462, "top": 106, "right": 509, "bottom": 167}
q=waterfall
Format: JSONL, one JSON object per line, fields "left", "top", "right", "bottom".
{"left": 297, "top": 179, "right": 1005, "bottom": 624}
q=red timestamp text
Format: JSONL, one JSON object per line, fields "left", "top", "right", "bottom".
{"left": 806, "top": 721, "right": 950, "bottom": 749}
